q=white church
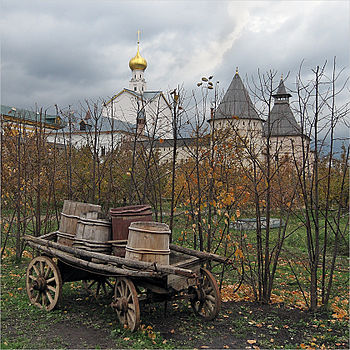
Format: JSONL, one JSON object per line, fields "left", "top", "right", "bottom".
{"left": 101, "top": 34, "right": 173, "bottom": 140}
{"left": 47, "top": 34, "right": 173, "bottom": 153}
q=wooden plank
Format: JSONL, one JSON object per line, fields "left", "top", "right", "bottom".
{"left": 167, "top": 258, "right": 201, "bottom": 291}
{"left": 23, "top": 235, "right": 196, "bottom": 278}
{"left": 170, "top": 244, "right": 233, "bottom": 264}
{"left": 172, "top": 256, "right": 201, "bottom": 268}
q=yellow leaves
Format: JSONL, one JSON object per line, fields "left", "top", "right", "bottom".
{"left": 22, "top": 250, "right": 33, "bottom": 259}
{"left": 9, "top": 273, "right": 20, "bottom": 278}
{"left": 236, "top": 208, "right": 241, "bottom": 218}
{"left": 235, "top": 248, "right": 244, "bottom": 259}
{"left": 247, "top": 339, "right": 256, "bottom": 344}
{"left": 332, "top": 305, "right": 348, "bottom": 320}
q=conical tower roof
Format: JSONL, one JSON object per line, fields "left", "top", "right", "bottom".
{"left": 264, "top": 79, "right": 302, "bottom": 137}
{"left": 215, "top": 71, "right": 262, "bottom": 120}
{"left": 273, "top": 78, "right": 291, "bottom": 98}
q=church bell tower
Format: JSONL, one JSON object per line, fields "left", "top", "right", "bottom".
{"left": 129, "top": 30, "right": 147, "bottom": 94}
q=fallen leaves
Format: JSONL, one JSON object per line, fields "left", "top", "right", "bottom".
{"left": 247, "top": 339, "right": 256, "bottom": 344}
{"left": 332, "top": 304, "right": 349, "bottom": 320}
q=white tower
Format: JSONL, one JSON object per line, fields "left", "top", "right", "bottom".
{"left": 129, "top": 30, "right": 147, "bottom": 94}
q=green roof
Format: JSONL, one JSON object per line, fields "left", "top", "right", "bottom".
{"left": 1, "top": 105, "right": 61, "bottom": 128}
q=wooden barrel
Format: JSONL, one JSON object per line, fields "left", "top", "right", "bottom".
{"left": 73, "top": 238, "right": 111, "bottom": 254}
{"left": 59, "top": 200, "right": 102, "bottom": 235}
{"left": 73, "top": 213, "right": 112, "bottom": 253}
{"left": 125, "top": 222, "right": 170, "bottom": 265}
{"left": 108, "top": 240, "right": 128, "bottom": 257}
{"left": 75, "top": 215, "right": 111, "bottom": 242}
{"left": 109, "top": 205, "right": 152, "bottom": 241}
{"left": 58, "top": 200, "right": 102, "bottom": 246}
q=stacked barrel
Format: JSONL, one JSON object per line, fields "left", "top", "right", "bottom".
{"left": 58, "top": 200, "right": 111, "bottom": 254}
{"left": 57, "top": 201, "right": 171, "bottom": 264}
{"left": 108, "top": 205, "right": 152, "bottom": 257}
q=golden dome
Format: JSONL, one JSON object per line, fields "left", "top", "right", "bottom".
{"left": 129, "top": 45, "right": 147, "bottom": 71}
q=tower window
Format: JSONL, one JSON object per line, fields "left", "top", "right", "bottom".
{"left": 134, "top": 87, "right": 137, "bottom": 91}
{"left": 79, "top": 120, "right": 86, "bottom": 131}
{"left": 140, "top": 74, "right": 141, "bottom": 78}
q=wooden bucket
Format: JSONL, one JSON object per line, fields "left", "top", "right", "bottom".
{"left": 125, "top": 222, "right": 170, "bottom": 265}
{"left": 109, "top": 205, "right": 152, "bottom": 241}
{"left": 59, "top": 200, "right": 102, "bottom": 236}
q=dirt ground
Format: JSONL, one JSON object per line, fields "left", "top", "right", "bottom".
{"left": 27, "top": 294, "right": 349, "bottom": 349}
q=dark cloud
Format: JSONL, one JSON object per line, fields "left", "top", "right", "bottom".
{"left": 1, "top": 0, "right": 349, "bottom": 116}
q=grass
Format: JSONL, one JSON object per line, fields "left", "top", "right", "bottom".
{"left": 1, "top": 254, "right": 174, "bottom": 349}
{"left": 1, "top": 208, "right": 349, "bottom": 349}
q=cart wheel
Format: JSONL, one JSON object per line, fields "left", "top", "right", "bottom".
{"left": 83, "top": 277, "right": 114, "bottom": 298}
{"left": 190, "top": 268, "right": 221, "bottom": 320}
{"left": 111, "top": 278, "right": 140, "bottom": 332}
{"left": 26, "top": 256, "right": 62, "bottom": 311}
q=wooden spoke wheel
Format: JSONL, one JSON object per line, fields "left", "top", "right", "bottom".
{"left": 26, "top": 256, "right": 62, "bottom": 311}
{"left": 111, "top": 278, "right": 140, "bottom": 332}
{"left": 83, "top": 277, "right": 115, "bottom": 298}
{"left": 190, "top": 268, "right": 221, "bottom": 320}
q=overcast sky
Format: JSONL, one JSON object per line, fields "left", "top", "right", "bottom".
{"left": 1, "top": 0, "right": 349, "bottom": 116}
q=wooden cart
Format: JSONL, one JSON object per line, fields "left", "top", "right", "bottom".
{"left": 24, "top": 232, "right": 234, "bottom": 331}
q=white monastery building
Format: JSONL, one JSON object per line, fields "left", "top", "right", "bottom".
{"left": 45, "top": 33, "right": 310, "bottom": 165}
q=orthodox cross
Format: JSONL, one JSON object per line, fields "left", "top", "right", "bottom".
{"left": 137, "top": 29, "right": 141, "bottom": 45}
